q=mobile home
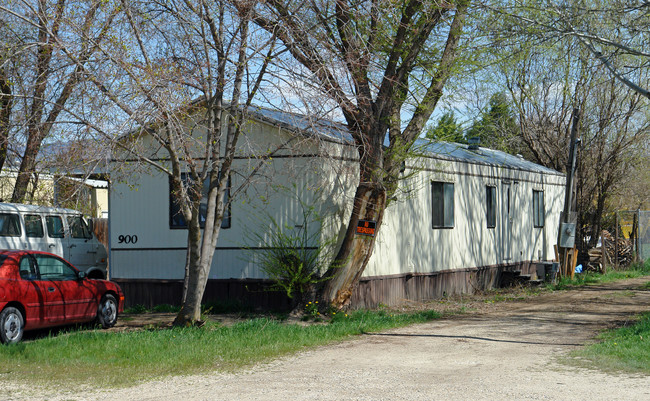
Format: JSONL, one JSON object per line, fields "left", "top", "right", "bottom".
{"left": 108, "top": 107, "right": 565, "bottom": 308}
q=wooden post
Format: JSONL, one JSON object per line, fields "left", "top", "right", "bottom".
{"left": 633, "top": 210, "right": 639, "bottom": 263}
{"left": 601, "top": 230, "right": 607, "bottom": 274}
{"left": 615, "top": 211, "right": 619, "bottom": 270}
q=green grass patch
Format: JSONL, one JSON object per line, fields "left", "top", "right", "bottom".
{"left": 570, "top": 312, "right": 650, "bottom": 374}
{"left": 0, "top": 309, "right": 440, "bottom": 388}
{"left": 549, "top": 259, "right": 650, "bottom": 291}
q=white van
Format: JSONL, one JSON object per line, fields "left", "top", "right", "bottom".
{"left": 0, "top": 203, "right": 108, "bottom": 279}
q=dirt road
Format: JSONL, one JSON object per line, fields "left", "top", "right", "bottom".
{"left": 7, "top": 276, "right": 650, "bottom": 400}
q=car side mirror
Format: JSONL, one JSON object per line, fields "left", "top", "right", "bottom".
{"left": 87, "top": 219, "right": 94, "bottom": 233}
{"left": 77, "top": 271, "right": 86, "bottom": 280}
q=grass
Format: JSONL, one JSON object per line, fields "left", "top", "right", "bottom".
{"left": 0, "top": 309, "right": 440, "bottom": 388}
{"left": 549, "top": 259, "right": 650, "bottom": 290}
{"left": 570, "top": 312, "right": 650, "bottom": 374}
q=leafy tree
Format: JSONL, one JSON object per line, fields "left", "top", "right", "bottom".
{"left": 426, "top": 111, "right": 465, "bottom": 143}
{"left": 466, "top": 92, "right": 521, "bottom": 153}
{"left": 244, "top": 0, "right": 471, "bottom": 309}
{"left": 477, "top": 7, "right": 649, "bottom": 259}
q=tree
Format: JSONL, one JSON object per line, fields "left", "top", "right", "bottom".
{"left": 426, "top": 111, "right": 465, "bottom": 143}
{"left": 487, "top": 0, "right": 650, "bottom": 99}
{"left": 0, "top": 0, "right": 118, "bottom": 202}
{"left": 478, "top": 11, "right": 649, "bottom": 260}
{"left": 244, "top": 0, "right": 471, "bottom": 308}
{"left": 10, "top": 0, "right": 279, "bottom": 325}
{"left": 465, "top": 92, "right": 521, "bottom": 153}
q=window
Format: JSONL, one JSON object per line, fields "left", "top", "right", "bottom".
{"left": 486, "top": 186, "right": 496, "bottom": 228}
{"left": 35, "top": 255, "right": 78, "bottom": 281}
{"left": 25, "top": 215, "right": 44, "bottom": 238}
{"left": 432, "top": 181, "right": 454, "bottom": 228}
{"left": 533, "top": 190, "right": 545, "bottom": 228}
{"left": 0, "top": 213, "right": 21, "bottom": 237}
{"left": 67, "top": 216, "right": 92, "bottom": 239}
{"left": 169, "top": 173, "right": 231, "bottom": 229}
{"left": 46, "top": 216, "right": 65, "bottom": 238}
{"left": 19, "top": 256, "right": 38, "bottom": 280}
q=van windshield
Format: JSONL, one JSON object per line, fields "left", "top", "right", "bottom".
{"left": 67, "top": 216, "right": 93, "bottom": 239}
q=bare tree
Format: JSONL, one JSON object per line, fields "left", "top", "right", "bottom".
{"left": 62, "top": 0, "right": 278, "bottom": 325}
{"left": 0, "top": 0, "right": 119, "bottom": 202}
{"left": 486, "top": 0, "right": 650, "bottom": 99}
{"left": 242, "top": 0, "right": 471, "bottom": 308}
{"left": 491, "top": 31, "right": 649, "bottom": 259}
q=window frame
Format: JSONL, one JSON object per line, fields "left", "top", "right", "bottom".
{"left": 431, "top": 181, "right": 455, "bottom": 229}
{"left": 169, "top": 173, "right": 231, "bottom": 230}
{"left": 486, "top": 185, "right": 496, "bottom": 229}
{"left": 533, "top": 190, "right": 545, "bottom": 228}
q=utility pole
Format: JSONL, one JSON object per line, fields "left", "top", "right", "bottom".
{"left": 557, "top": 108, "right": 581, "bottom": 277}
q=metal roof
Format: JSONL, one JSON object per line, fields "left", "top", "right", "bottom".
{"left": 247, "top": 106, "right": 564, "bottom": 176}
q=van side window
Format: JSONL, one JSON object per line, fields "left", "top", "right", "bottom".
{"left": 67, "top": 216, "right": 92, "bottom": 239}
{"left": 45, "top": 216, "right": 65, "bottom": 238}
{"left": 0, "top": 213, "right": 21, "bottom": 237}
{"left": 25, "top": 215, "right": 44, "bottom": 238}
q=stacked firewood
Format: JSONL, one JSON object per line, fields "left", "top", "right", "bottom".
{"left": 589, "top": 230, "right": 634, "bottom": 269}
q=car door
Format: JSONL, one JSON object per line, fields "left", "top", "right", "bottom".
{"left": 34, "top": 254, "right": 96, "bottom": 322}
{"left": 19, "top": 255, "right": 66, "bottom": 325}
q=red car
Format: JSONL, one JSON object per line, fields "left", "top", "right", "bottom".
{"left": 0, "top": 250, "right": 124, "bottom": 344}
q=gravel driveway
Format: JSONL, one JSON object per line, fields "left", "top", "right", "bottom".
{"left": 5, "top": 276, "right": 650, "bottom": 400}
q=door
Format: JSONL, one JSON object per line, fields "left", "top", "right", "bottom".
{"left": 34, "top": 254, "right": 96, "bottom": 321}
{"left": 19, "top": 255, "right": 66, "bottom": 325}
{"left": 44, "top": 215, "right": 67, "bottom": 258}
{"left": 502, "top": 182, "right": 512, "bottom": 261}
{"left": 64, "top": 215, "right": 97, "bottom": 272}
{"left": 23, "top": 214, "right": 49, "bottom": 252}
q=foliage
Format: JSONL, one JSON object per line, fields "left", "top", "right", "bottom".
{"left": 465, "top": 92, "right": 521, "bottom": 154}
{"left": 549, "top": 260, "right": 650, "bottom": 290}
{"left": 0, "top": 309, "right": 441, "bottom": 387}
{"left": 571, "top": 312, "right": 650, "bottom": 374}
{"left": 426, "top": 111, "right": 466, "bottom": 143}
{"left": 245, "top": 186, "right": 335, "bottom": 301}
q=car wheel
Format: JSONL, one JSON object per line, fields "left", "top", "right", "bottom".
{"left": 97, "top": 294, "right": 118, "bottom": 329}
{"left": 0, "top": 307, "right": 24, "bottom": 345}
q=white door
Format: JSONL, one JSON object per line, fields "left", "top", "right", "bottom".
{"left": 44, "top": 215, "right": 67, "bottom": 258}
{"left": 502, "top": 182, "right": 512, "bottom": 261}
{"left": 22, "top": 214, "right": 50, "bottom": 252}
{"left": 65, "top": 215, "right": 97, "bottom": 270}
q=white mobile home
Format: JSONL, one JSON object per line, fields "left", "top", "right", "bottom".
{"left": 108, "top": 107, "right": 564, "bottom": 308}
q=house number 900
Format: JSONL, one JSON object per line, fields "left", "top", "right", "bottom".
{"left": 118, "top": 235, "right": 138, "bottom": 244}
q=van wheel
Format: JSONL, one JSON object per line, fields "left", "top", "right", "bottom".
{"left": 97, "top": 294, "right": 118, "bottom": 329}
{"left": 0, "top": 307, "right": 24, "bottom": 345}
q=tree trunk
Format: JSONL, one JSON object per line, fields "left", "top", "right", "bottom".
{"left": 0, "top": 70, "right": 11, "bottom": 173}
{"left": 319, "top": 182, "right": 387, "bottom": 309}
{"left": 173, "top": 215, "right": 204, "bottom": 326}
